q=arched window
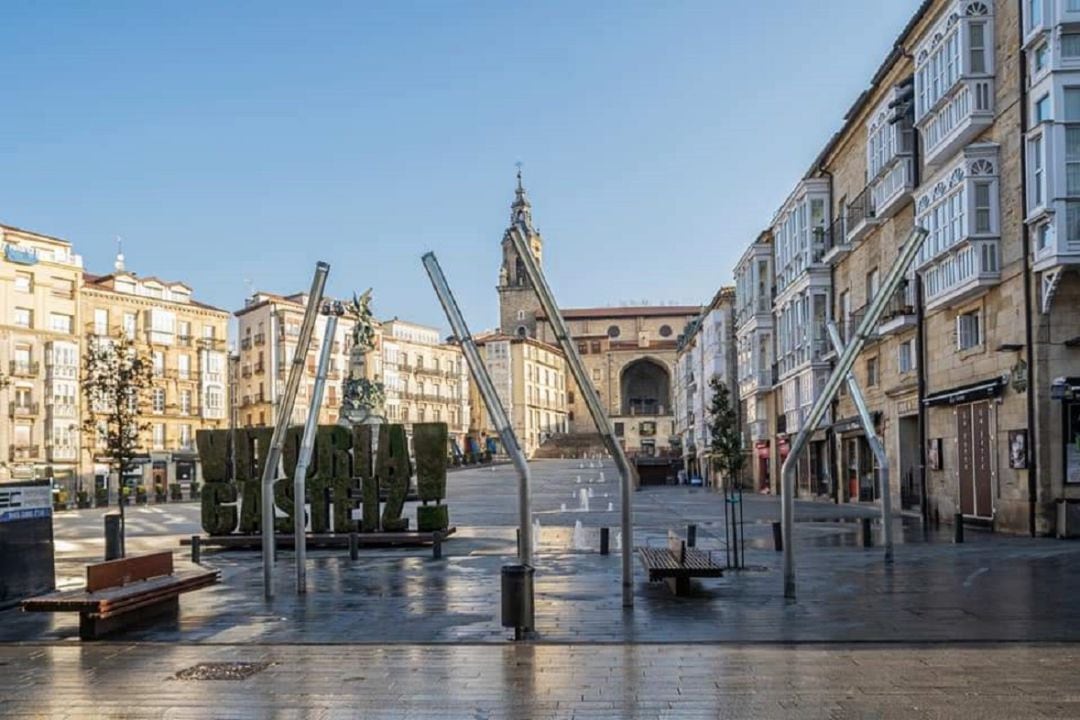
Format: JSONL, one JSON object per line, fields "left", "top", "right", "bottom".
{"left": 517, "top": 310, "right": 526, "bottom": 321}
{"left": 517, "top": 326, "right": 528, "bottom": 338}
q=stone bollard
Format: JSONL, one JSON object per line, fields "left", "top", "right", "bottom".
{"left": 772, "top": 521, "right": 783, "bottom": 552}
{"left": 861, "top": 517, "right": 873, "bottom": 548}
{"left": 349, "top": 532, "right": 359, "bottom": 561}
{"left": 600, "top": 527, "right": 610, "bottom": 555}
{"left": 954, "top": 513, "right": 964, "bottom": 544}
{"left": 191, "top": 535, "right": 201, "bottom": 564}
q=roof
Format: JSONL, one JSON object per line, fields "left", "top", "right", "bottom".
{"left": 538, "top": 305, "right": 701, "bottom": 321}
{"left": 473, "top": 331, "right": 564, "bottom": 354}
{"left": 0, "top": 222, "right": 71, "bottom": 246}
{"left": 82, "top": 271, "right": 229, "bottom": 314}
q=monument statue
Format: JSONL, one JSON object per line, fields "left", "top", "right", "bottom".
{"left": 340, "top": 289, "right": 385, "bottom": 425}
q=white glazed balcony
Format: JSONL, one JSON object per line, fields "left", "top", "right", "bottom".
{"left": 749, "top": 419, "right": 769, "bottom": 442}
{"left": 921, "top": 238, "right": 1001, "bottom": 312}
{"left": 919, "top": 78, "right": 994, "bottom": 169}
{"left": 871, "top": 155, "right": 916, "bottom": 220}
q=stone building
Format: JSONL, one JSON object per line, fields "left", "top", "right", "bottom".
{"left": 733, "top": 231, "right": 777, "bottom": 493}
{"left": 672, "top": 287, "right": 737, "bottom": 487}
{"left": 234, "top": 291, "right": 359, "bottom": 428}
{"left": 380, "top": 318, "right": 470, "bottom": 451}
{"left": 495, "top": 171, "right": 699, "bottom": 460}
{"left": 469, "top": 332, "right": 568, "bottom": 458}
{"left": 81, "top": 250, "right": 230, "bottom": 495}
{"left": 0, "top": 224, "right": 82, "bottom": 495}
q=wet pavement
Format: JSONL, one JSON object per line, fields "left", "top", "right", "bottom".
{"left": 2, "top": 642, "right": 1079, "bottom": 719}
{"left": 4, "top": 459, "right": 1080, "bottom": 645}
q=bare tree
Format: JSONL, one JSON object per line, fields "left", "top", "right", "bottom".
{"left": 707, "top": 375, "right": 745, "bottom": 568}
{"left": 81, "top": 332, "right": 154, "bottom": 556}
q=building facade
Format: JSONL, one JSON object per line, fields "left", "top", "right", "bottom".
{"left": 734, "top": 232, "right": 777, "bottom": 493}
{"left": 81, "top": 253, "right": 230, "bottom": 494}
{"left": 470, "top": 333, "right": 568, "bottom": 458}
{"left": 673, "top": 287, "right": 737, "bottom": 487}
{"left": 0, "top": 224, "right": 83, "bottom": 495}
{"left": 380, "top": 319, "right": 470, "bottom": 451}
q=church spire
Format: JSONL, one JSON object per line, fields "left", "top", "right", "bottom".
{"left": 510, "top": 162, "right": 533, "bottom": 230}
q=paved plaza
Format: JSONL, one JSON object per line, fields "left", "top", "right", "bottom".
{"left": 3, "top": 459, "right": 1080, "bottom": 716}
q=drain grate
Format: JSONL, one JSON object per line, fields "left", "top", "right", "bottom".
{"left": 174, "top": 662, "right": 273, "bottom": 681}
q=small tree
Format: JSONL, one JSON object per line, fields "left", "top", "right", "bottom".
{"left": 81, "top": 332, "right": 154, "bottom": 556}
{"left": 707, "top": 375, "right": 745, "bottom": 568}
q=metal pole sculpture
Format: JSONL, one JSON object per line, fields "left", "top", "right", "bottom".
{"left": 780, "top": 226, "right": 926, "bottom": 599}
{"left": 294, "top": 307, "right": 340, "bottom": 594}
{"left": 506, "top": 225, "right": 636, "bottom": 608}
{"left": 422, "top": 252, "right": 533, "bottom": 566}
{"left": 261, "top": 262, "right": 328, "bottom": 600}
{"left": 826, "top": 321, "right": 894, "bottom": 564}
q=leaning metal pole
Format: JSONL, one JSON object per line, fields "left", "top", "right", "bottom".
{"left": 294, "top": 309, "right": 339, "bottom": 594}
{"left": 780, "top": 226, "right": 926, "bottom": 599}
{"left": 422, "top": 253, "right": 533, "bottom": 566}
{"left": 261, "top": 262, "right": 328, "bottom": 600}
{"left": 826, "top": 321, "right": 894, "bottom": 564}
{"left": 507, "top": 225, "right": 636, "bottom": 608}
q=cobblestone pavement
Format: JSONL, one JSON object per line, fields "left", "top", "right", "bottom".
{"left": 5, "top": 460, "right": 1080, "bottom": 644}
{"left": 1, "top": 642, "right": 1078, "bottom": 719}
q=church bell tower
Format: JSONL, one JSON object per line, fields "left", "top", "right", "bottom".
{"left": 498, "top": 168, "right": 544, "bottom": 339}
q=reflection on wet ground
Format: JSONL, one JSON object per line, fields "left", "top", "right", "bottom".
{"left": 4, "top": 459, "right": 1079, "bottom": 644}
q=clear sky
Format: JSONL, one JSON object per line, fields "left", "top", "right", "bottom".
{"left": 2, "top": 0, "right": 925, "bottom": 334}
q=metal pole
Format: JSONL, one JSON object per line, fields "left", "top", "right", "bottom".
{"left": 261, "top": 262, "right": 329, "bottom": 600}
{"left": 294, "top": 311, "right": 338, "bottom": 594}
{"left": 826, "top": 321, "right": 893, "bottom": 563}
{"left": 506, "top": 226, "right": 637, "bottom": 609}
{"left": 780, "top": 226, "right": 926, "bottom": 599}
{"left": 422, "top": 253, "right": 533, "bottom": 566}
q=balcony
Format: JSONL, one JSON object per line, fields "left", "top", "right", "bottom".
{"left": 240, "top": 337, "right": 252, "bottom": 350}
{"left": 10, "top": 361, "right": 40, "bottom": 377}
{"left": 177, "top": 334, "right": 194, "bottom": 347}
{"left": 877, "top": 280, "right": 918, "bottom": 336}
{"left": 47, "top": 400, "right": 78, "bottom": 418}
{"left": 254, "top": 361, "right": 265, "bottom": 375}
{"left": 922, "top": 239, "right": 1001, "bottom": 312}
{"left": 820, "top": 216, "right": 850, "bottom": 264}
{"left": 241, "top": 365, "right": 253, "bottom": 378}
{"left": 9, "top": 402, "right": 40, "bottom": 418}
{"left": 49, "top": 445, "right": 78, "bottom": 462}
{"left": 253, "top": 333, "right": 266, "bottom": 346}
{"left": 919, "top": 78, "right": 994, "bottom": 169}
{"left": 9, "top": 444, "right": 40, "bottom": 461}
{"left": 845, "top": 185, "right": 878, "bottom": 244}
{"left": 871, "top": 155, "right": 915, "bottom": 220}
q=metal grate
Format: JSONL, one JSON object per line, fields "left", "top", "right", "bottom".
{"left": 174, "top": 662, "right": 273, "bottom": 681}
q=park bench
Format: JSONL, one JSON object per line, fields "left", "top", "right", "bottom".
{"left": 21, "top": 551, "right": 219, "bottom": 640}
{"left": 637, "top": 529, "right": 723, "bottom": 596}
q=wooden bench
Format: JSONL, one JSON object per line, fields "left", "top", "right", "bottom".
{"left": 21, "top": 551, "right": 219, "bottom": 640}
{"left": 637, "top": 530, "right": 723, "bottom": 596}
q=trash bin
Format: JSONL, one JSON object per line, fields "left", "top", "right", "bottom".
{"left": 501, "top": 564, "right": 535, "bottom": 639}
{"left": 104, "top": 513, "right": 123, "bottom": 561}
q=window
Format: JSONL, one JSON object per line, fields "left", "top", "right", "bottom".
{"left": 614, "top": 422, "right": 624, "bottom": 437}
{"left": 180, "top": 389, "right": 192, "bottom": 415}
{"left": 178, "top": 321, "right": 191, "bottom": 339}
{"left": 14, "top": 308, "right": 32, "bottom": 328}
{"left": 1068, "top": 202, "right": 1080, "bottom": 247}
{"left": 14, "top": 272, "right": 32, "bottom": 293}
{"left": 970, "top": 22, "right": 987, "bottom": 74}
{"left": 152, "top": 387, "right": 166, "bottom": 413}
{"left": 207, "top": 387, "right": 223, "bottom": 410}
{"left": 957, "top": 311, "right": 981, "bottom": 350}
{"left": 591, "top": 367, "right": 601, "bottom": 382}
{"left": 49, "top": 313, "right": 73, "bottom": 334}
{"left": 1067, "top": 89, "right": 1080, "bottom": 196}
{"left": 659, "top": 325, "right": 673, "bottom": 338}
{"left": 866, "top": 269, "right": 880, "bottom": 303}
{"left": 898, "top": 340, "right": 916, "bottom": 374}
{"left": 607, "top": 325, "right": 621, "bottom": 338}
{"left": 516, "top": 310, "right": 525, "bottom": 321}
{"left": 1034, "top": 42, "right": 1049, "bottom": 74}
{"left": 866, "top": 357, "right": 879, "bottom": 387}
{"left": 567, "top": 390, "right": 575, "bottom": 405}
{"left": 1030, "top": 135, "right": 1045, "bottom": 207}
{"left": 1035, "top": 94, "right": 1051, "bottom": 123}
{"left": 94, "top": 309, "right": 109, "bottom": 336}
{"left": 1070, "top": 0, "right": 1080, "bottom": 11}
{"left": 1064, "top": 33, "right": 1080, "bottom": 59}
{"left": 917, "top": 28, "right": 960, "bottom": 115}
{"left": 974, "top": 182, "right": 993, "bottom": 233}
{"left": 1028, "top": 0, "right": 1042, "bottom": 30}
{"left": 577, "top": 342, "right": 588, "bottom": 355}
{"left": 152, "top": 351, "right": 165, "bottom": 377}
{"left": 590, "top": 341, "right": 601, "bottom": 354}
{"left": 203, "top": 324, "right": 216, "bottom": 339}
{"left": 53, "top": 278, "right": 74, "bottom": 299}
{"left": 1036, "top": 223, "right": 1052, "bottom": 252}
{"left": 179, "top": 424, "right": 192, "bottom": 449}
{"left": 178, "top": 354, "right": 190, "bottom": 380}
{"left": 152, "top": 424, "right": 165, "bottom": 450}
{"left": 123, "top": 313, "right": 137, "bottom": 339}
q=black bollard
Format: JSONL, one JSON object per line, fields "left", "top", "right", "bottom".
{"left": 432, "top": 531, "right": 443, "bottom": 560}
{"left": 104, "top": 513, "right": 122, "bottom": 561}
{"left": 191, "top": 535, "right": 201, "bottom": 564}
{"left": 772, "top": 521, "right": 783, "bottom": 552}
{"left": 954, "top": 513, "right": 964, "bottom": 544}
{"left": 687, "top": 524, "right": 697, "bottom": 548}
{"left": 861, "top": 517, "right": 873, "bottom": 548}
{"left": 600, "top": 527, "right": 610, "bottom": 555}
{"left": 349, "top": 532, "right": 359, "bottom": 561}
{"left": 516, "top": 528, "right": 521, "bottom": 557}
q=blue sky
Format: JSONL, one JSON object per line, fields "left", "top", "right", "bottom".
{"left": 2, "top": 0, "right": 924, "bottom": 333}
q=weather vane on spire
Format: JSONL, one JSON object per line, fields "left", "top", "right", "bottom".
{"left": 515, "top": 161, "right": 523, "bottom": 189}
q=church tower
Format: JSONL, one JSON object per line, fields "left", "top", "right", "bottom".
{"left": 498, "top": 168, "right": 544, "bottom": 338}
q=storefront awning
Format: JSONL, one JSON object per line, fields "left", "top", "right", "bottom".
{"left": 923, "top": 376, "right": 1006, "bottom": 407}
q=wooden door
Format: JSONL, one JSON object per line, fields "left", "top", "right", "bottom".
{"left": 972, "top": 401, "right": 993, "bottom": 518}
{"left": 957, "top": 404, "right": 975, "bottom": 516}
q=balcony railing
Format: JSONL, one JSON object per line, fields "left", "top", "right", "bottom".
{"left": 9, "top": 445, "right": 41, "bottom": 461}
{"left": 241, "top": 366, "right": 252, "bottom": 378}
{"left": 845, "top": 185, "right": 878, "bottom": 244}
{"left": 177, "top": 334, "right": 194, "bottom": 346}
{"left": 10, "top": 361, "right": 40, "bottom": 377}
{"left": 819, "top": 216, "right": 849, "bottom": 264}
{"left": 923, "top": 239, "right": 1001, "bottom": 312}
{"left": 253, "top": 333, "right": 266, "bottom": 346}
{"left": 254, "top": 361, "right": 265, "bottom": 375}
{"left": 240, "top": 337, "right": 252, "bottom": 350}
{"left": 877, "top": 280, "right": 918, "bottom": 336}
{"left": 9, "top": 402, "right": 40, "bottom": 417}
